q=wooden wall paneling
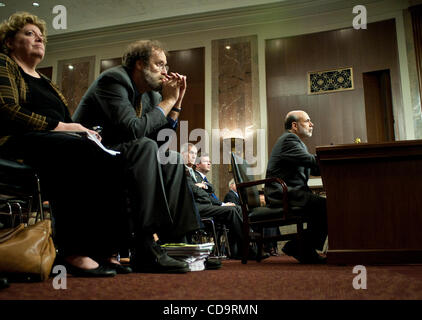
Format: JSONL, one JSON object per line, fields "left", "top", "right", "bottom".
{"left": 265, "top": 19, "right": 402, "bottom": 155}
{"left": 167, "top": 47, "right": 205, "bottom": 148}
{"left": 363, "top": 70, "right": 395, "bottom": 143}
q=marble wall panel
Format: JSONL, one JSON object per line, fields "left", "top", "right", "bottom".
{"left": 57, "top": 56, "right": 95, "bottom": 116}
{"left": 406, "top": 7, "right": 422, "bottom": 139}
{"left": 212, "top": 35, "right": 260, "bottom": 199}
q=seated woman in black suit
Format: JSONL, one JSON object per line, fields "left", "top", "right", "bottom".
{"left": 0, "top": 12, "right": 130, "bottom": 276}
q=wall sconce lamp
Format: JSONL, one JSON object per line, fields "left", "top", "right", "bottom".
{"left": 223, "top": 137, "right": 245, "bottom": 172}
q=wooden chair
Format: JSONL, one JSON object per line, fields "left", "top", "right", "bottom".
{"left": 230, "top": 152, "right": 310, "bottom": 264}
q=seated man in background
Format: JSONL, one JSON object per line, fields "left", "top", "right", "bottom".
{"left": 223, "top": 179, "right": 240, "bottom": 205}
{"left": 181, "top": 143, "right": 266, "bottom": 260}
{"left": 195, "top": 154, "right": 238, "bottom": 207}
{"left": 264, "top": 110, "right": 327, "bottom": 264}
{"left": 73, "top": 40, "right": 200, "bottom": 273}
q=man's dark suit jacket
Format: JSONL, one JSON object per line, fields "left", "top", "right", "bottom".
{"left": 264, "top": 132, "right": 319, "bottom": 208}
{"left": 73, "top": 65, "right": 172, "bottom": 147}
{"left": 73, "top": 65, "right": 200, "bottom": 237}
{"left": 193, "top": 170, "right": 222, "bottom": 206}
{"left": 223, "top": 190, "right": 240, "bottom": 205}
{"left": 185, "top": 169, "right": 216, "bottom": 211}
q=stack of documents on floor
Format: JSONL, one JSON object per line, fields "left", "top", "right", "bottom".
{"left": 161, "top": 242, "right": 214, "bottom": 271}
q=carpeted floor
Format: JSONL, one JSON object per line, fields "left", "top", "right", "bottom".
{"left": 1, "top": 255, "right": 422, "bottom": 300}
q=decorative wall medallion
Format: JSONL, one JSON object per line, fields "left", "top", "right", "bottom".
{"left": 308, "top": 67, "right": 354, "bottom": 94}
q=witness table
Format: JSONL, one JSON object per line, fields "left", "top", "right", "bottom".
{"left": 316, "top": 140, "right": 422, "bottom": 265}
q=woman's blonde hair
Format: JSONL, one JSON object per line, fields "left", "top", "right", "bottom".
{"left": 0, "top": 12, "right": 47, "bottom": 55}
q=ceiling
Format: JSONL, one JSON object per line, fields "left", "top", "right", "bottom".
{"left": 0, "top": 0, "right": 293, "bottom": 35}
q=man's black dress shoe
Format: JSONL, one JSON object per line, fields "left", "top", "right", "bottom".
{"left": 132, "top": 240, "right": 190, "bottom": 273}
{"left": 64, "top": 263, "right": 117, "bottom": 277}
{"left": 0, "top": 277, "right": 9, "bottom": 289}
{"left": 282, "top": 241, "right": 327, "bottom": 264}
{"left": 257, "top": 252, "right": 271, "bottom": 261}
{"left": 205, "top": 257, "right": 222, "bottom": 270}
{"left": 105, "top": 262, "right": 133, "bottom": 274}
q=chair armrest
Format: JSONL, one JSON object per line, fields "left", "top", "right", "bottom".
{"left": 235, "top": 177, "right": 285, "bottom": 190}
{"left": 236, "top": 177, "right": 289, "bottom": 215}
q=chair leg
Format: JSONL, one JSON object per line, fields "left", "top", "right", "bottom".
{"left": 35, "top": 174, "right": 44, "bottom": 222}
{"left": 10, "top": 201, "right": 23, "bottom": 225}
{"left": 216, "top": 225, "right": 230, "bottom": 259}
{"left": 223, "top": 226, "right": 231, "bottom": 258}
{"left": 296, "top": 221, "right": 306, "bottom": 257}
{"left": 211, "top": 219, "right": 222, "bottom": 257}
{"left": 241, "top": 223, "right": 250, "bottom": 264}
{"left": 241, "top": 241, "right": 249, "bottom": 264}
{"left": 202, "top": 218, "right": 221, "bottom": 258}
{"left": 255, "top": 227, "right": 265, "bottom": 262}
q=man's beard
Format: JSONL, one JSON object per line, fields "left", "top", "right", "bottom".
{"left": 144, "top": 67, "right": 162, "bottom": 91}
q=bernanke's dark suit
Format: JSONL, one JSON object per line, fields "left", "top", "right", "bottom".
{"left": 264, "top": 132, "right": 327, "bottom": 251}
{"left": 73, "top": 65, "right": 200, "bottom": 244}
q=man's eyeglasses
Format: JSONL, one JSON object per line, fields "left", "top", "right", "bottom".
{"left": 156, "top": 62, "right": 169, "bottom": 72}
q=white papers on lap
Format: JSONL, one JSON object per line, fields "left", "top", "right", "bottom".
{"left": 86, "top": 131, "right": 120, "bottom": 156}
{"left": 53, "top": 130, "right": 120, "bottom": 156}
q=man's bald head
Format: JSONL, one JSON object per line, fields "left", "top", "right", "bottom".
{"left": 285, "top": 111, "right": 303, "bottom": 130}
{"left": 284, "top": 110, "right": 314, "bottom": 139}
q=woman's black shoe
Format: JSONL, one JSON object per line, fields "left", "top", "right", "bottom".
{"left": 65, "top": 263, "right": 117, "bottom": 277}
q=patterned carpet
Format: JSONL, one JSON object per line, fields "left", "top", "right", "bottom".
{"left": 1, "top": 256, "right": 422, "bottom": 301}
